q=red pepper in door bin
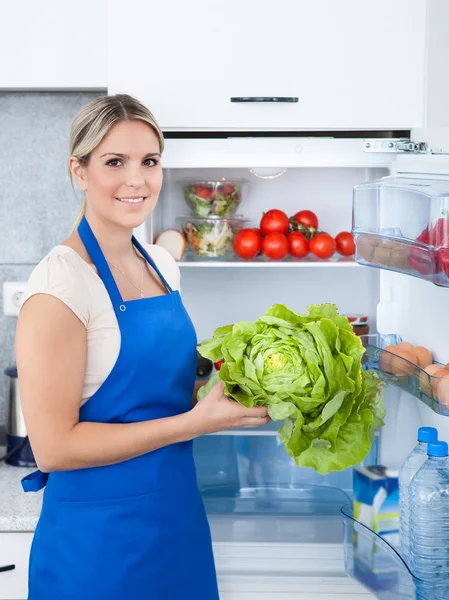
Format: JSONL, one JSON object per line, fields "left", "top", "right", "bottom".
{"left": 409, "top": 227, "right": 435, "bottom": 276}
{"left": 437, "top": 236, "right": 449, "bottom": 278}
{"left": 430, "top": 217, "right": 449, "bottom": 247}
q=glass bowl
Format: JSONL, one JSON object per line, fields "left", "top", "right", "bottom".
{"left": 179, "top": 179, "right": 246, "bottom": 218}
{"left": 178, "top": 215, "right": 247, "bottom": 257}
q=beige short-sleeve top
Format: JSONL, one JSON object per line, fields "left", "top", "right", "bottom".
{"left": 22, "top": 244, "right": 181, "bottom": 406}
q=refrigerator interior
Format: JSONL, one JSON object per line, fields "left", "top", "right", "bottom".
{"left": 145, "top": 164, "right": 389, "bottom": 542}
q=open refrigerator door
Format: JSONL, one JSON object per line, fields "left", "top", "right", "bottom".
{"left": 342, "top": 127, "right": 449, "bottom": 599}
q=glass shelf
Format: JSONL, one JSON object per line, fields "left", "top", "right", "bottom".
{"left": 177, "top": 251, "right": 359, "bottom": 267}
{"left": 361, "top": 334, "right": 449, "bottom": 417}
{"left": 353, "top": 176, "right": 449, "bottom": 287}
{"left": 342, "top": 504, "right": 448, "bottom": 600}
{"left": 194, "top": 429, "right": 379, "bottom": 516}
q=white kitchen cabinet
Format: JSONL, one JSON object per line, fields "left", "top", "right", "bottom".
{"left": 108, "top": 0, "right": 430, "bottom": 131}
{"left": 0, "top": 533, "right": 32, "bottom": 600}
{"left": 0, "top": 1, "right": 107, "bottom": 89}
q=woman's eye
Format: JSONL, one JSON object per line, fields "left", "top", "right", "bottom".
{"left": 106, "top": 159, "right": 121, "bottom": 167}
{"left": 144, "top": 158, "right": 159, "bottom": 167}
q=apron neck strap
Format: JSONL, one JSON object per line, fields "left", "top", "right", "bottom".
{"left": 77, "top": 216, "right": 124, "bottom": 307}
{"left": 132, "top": 237, "right": 174, "bottom": 294}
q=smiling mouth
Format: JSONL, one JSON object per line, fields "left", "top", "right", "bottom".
{"left": 116, "top": 196, "right": 146, "bottom": 204}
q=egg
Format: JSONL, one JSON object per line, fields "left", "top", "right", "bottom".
{"left": 436, "top": 373, "right": 449, "bottom": 409}
{"left": 420, "top": 363, "right": 441, "bottom": 396}
{"left": 444, "top": 362, "right": 449, "bottom": 371}
{"left": 432, "top": 369, "right": 449, "bottom": 397}
{"left": 379, "top": 345, "right": 417, "bottom": 378}
{"left": 414, "top": 346, "right": 433, "bottom": 369}
{"left": 356, "top": 235, "right": 382, "bottom": 263}
{"left": 397, "top": 342, "right": 415, "bottom": 353}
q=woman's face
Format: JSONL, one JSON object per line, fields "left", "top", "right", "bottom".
{"left": 73, "top": 119, "right": 163, "bottom": 230}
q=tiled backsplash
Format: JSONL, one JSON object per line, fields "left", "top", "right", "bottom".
{"left": 0, "top": 91, "right": 105, "bottom": 441}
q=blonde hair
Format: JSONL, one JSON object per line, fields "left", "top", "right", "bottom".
{"left": 68, "top": 94, "right": 164, "bottom": 234}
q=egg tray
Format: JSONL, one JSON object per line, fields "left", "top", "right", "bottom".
{"left": 360, "top": 334, "right": 449, "bottom": 416}
{"left": 353, "top": 232, "right": 449, "bottom": 288}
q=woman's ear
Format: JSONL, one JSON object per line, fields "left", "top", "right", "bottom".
{"left": 69, "top": 156, "right": 88, "bottom": 192}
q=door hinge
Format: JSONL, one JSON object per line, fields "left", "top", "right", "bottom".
{"left": 363, "top": 139, "right": 429, "bottom": 154}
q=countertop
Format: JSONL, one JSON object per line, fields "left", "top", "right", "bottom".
{"left": 0, "top": 462, "right": 42, "bottom": 532}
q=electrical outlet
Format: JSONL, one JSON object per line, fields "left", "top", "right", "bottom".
{"left": 3, "top": 281, "right": 29, "bottom": 316}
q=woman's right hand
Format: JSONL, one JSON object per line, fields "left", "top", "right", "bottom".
{"left": 189, "top": 381, "right": 271, "bottom": 437}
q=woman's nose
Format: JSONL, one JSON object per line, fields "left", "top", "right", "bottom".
{"left": 125, "top": 165, "right": 146, "bottom": 187}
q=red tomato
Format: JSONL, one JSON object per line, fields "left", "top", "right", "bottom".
{"left": 309, "top": 233, "right": 336, "bottom": 259}
{"left": 221, "top": 183, "right": 235, "bottom": 195}
{"left": 291, "top": 210, "right": 319, "bottom": 230}
{"left": 233, "top": 228, "right": 262, "bottom": 259}
{"left": 260, "top": 209, "right": 290, "bottom": 235}
{"left": 335, "top": 231, "right": 355, "bottom": 256}
{"left": 262, "top": 232, "right": 289, "bottom": 260}
{"left": 194, "top": 185, "right": 211, "bottom": 199}
{"left": 214, "top": 359, "right": 224, "bottom": 370}
{"left": 288, "top": 232, "right": 309, "bottom": 258}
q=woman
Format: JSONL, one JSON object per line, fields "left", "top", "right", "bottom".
{"left": 16, "top": 94, "right": 270, "bottom": 600}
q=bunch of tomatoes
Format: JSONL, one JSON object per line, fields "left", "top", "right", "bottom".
{"left": 232, "top": 209, "right": 355, "bottom": 260}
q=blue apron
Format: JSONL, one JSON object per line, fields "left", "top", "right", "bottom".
{"left": 22, "top": 216, "right": 219, "bottom": 600}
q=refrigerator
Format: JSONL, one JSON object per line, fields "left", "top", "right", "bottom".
{"left": 134, "top": 129, "right": 449, "bottom": 599}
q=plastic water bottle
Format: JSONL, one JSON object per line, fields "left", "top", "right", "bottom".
{"left": 399, "top": 426, "right": 438, "bottom": 560}
{"left": 410, "top": 441, "right": 449, "bottom": 598}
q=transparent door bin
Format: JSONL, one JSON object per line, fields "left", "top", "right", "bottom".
{"left": 342, "top": 505, "right": 448, "bottom": 600}
{"left": 352, "top": 176, "right": 449, "bottom": 287}
{"left": 193, "top": 428, "right": 379, "bottom": 517}
{"left": 360, "top": 334, "right": 449, "bottom": 416}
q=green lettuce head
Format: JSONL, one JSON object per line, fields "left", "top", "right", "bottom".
{"left": 197, "top": 303, "right": 385, "bottom": 475}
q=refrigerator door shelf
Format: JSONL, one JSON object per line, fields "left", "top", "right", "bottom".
{"left": 342, "top": 504, "right": 446, "bottom": 600}
{"left": 361, "top": 334, "right": 449, "bottom": 417}
{"left": 352, "top": 176, "right": 449, "bottom": 287}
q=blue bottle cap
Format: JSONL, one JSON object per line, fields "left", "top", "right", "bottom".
{"left": 428, "top": 441, "right": 448, "bottom": 457}
{"left": 418, "top": 427, "right": 438, "bottom": 443}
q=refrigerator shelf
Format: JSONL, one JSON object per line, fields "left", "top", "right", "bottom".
{"left": 177, "top": 253, "right": 359, "bottom": 267}
{"left": 342, "top": 504, "right": 447, "bottom": 599}
{"left": 200, "top": 483, "right": 351, "bottom": 517}
{"left": 360, "top": 334, "right": 449, "bottom": 416}
{"left": 353, "top": 176, "right": 449, "bottom": 287}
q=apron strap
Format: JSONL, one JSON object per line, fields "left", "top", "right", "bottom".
{"left": 77, "top": 216, "right": 124, "bottom": 308}
{"left": 132, "top": 237, "right": 174, "bottom": 294}
{"left": 21, "top": 470, "right": 49, "bottom": 492}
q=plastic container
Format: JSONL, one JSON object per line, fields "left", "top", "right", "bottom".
{"left": 353, "top": 176, "right": 449, "bottom": 287}
{"left": 360, "top": 334, "right": 449, "bottom": 416}
{"left": 178, "top": 215, "right": 247, "bottom": 257}
{"left": 410, "top": 441, "right": 449, "bottom": 598}
{"left": 399, "top": 427, "right": 438, "bottom": 561}
{"left": 179, "top": 178, "right": 246, "bottom": 218}
{"left": 342, "top": 504, "right": 448, "bottom": 599}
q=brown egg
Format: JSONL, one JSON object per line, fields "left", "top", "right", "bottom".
{"left": 444, "top": 362, "right": 449, "bottom": 371}
{"left": 436, "top": 373, "right": 449, "bottom": 409}
{"left": 385, "top": 240, "right": 411, "bottom": 271}
{"left": 420, "top": 363, "right": 441, "bottom": 396}
{"left": 414, "top": 347, "right": 433, "bottom": 369}
{"left": 380, "top": 346, "right": 417, "bottom": 378}
{"left": 432, "top": 369, "right": 449, "bottom": 396}
{"left": 397, "top": 342, "right": 415, "bottom": 353}
{"left": 356, "top": 235, "right": 382, "bottom": 263}
{"left": 374, "top": 244, "right": 393, "bottom": 267}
